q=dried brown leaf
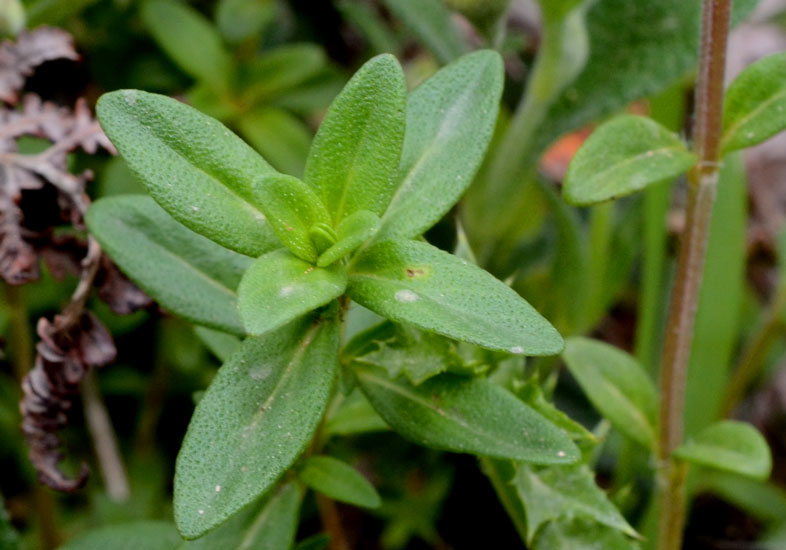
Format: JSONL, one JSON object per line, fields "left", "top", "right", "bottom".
{"left": 20, "top": 312, "right": 116, "bottom": 492}
{"left": 0, "top": 27, "right": 78, "bottom": 104}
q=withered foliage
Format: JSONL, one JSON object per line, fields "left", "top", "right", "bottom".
{"left": 21, "top": 313, "right": 116, "bottom": 491}
{"left": 0, "top": 27, "right": 151, "bottom": 491}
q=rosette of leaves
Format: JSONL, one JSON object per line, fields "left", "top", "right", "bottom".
{"left": 140, "top": 0, "right": 343, "bottom": 177}
{"left": 87, "top": 50, "right": 580, "bottom": 541}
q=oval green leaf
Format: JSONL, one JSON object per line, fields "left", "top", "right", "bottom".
{"left": 304, "top": 54, "right": 406, "bottom": 223}
{"left": 251, "top": 173, "right": 331, "bottom": 263}
{"left": 297, "top": 456, "right": 381, "bottom": 509}
{"left": 378, "top": 50, "right": 503, "bottom": 240}
{"left": 96, "top": 90, "right": 279, "bottom": 257}
{"left": 722, "top": 52, "right": 786, "bottom": 154}
{"left": 562, "top": 337, "right": 658, "bottom": 449}
{"left": 61, "top": 521, "right": 181, "bottom": 550}
{"left": 347, "top": 239, "right": 563, "bottom": 355}
{"left": 141, "top": 0, "right": 231, "bottom": 88}
{"left": 174, "top": 316, "right": 339, "bottom": 539}
{"left": 563, "top": 114, "right": 696, "bottom": 206}
{"left": 182, "top": 482, "right": 302, "bottom": 550}
{"left": 238, "top": 250, "right": 347, "bottom": 336}
{"left": 673, "top": 420, "right": 772, "bottom": 480}
{"left": 354, "top": 365, "right": 579, "bottom": 463}
{"left": 317, "top": 210, "right": 380, "bottom": 267}
{"left": 87, "top": 196, "right": 251, "bottom": 335}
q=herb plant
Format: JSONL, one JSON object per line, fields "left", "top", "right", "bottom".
{"left": 85, "top": 49, "right": 588, "bottom": 543}
{"left": 5, "top": 1, "right": 786, "bottom": 549}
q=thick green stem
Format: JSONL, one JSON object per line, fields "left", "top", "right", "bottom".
{"left": 656, "top": 2, "right": 731, "bottom": 549}
{"left": 475, "top": 5, "right": 588, "bottom": 258}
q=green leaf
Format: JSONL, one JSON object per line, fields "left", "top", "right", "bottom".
{"left": 539, "top": 0, "right": 758, "bottom": 152}
{"left": 479, "top": 459, "right": 529, "bottom": 543}
{"left": 317, "top": 210, "right": 380, "bottom": 267}
{"left": 673, "top": 420, "right": 772, "bottom": 480}
{"left": 174, "top": 316, "right": 339, "bottom": 538}
{"left": 194, "top": 327, "right": 242, "bottom": 362}
{"left": 381, "top": 0, "right": 466, "bottom": 64}
{"left": 181, "top": 482, "right": 301, "bottom": 549}
{"left": 238, "top": 250, "right": 346, "bottom": 336}
{"left": 685, "top": 153, "right": 746, "bottom": 436}
{"left": 61, "top": 521, "right": 181, "bottom": 550}
{"left": 216, "top": 0, "right": 276, "bottom": 44}
{"left": 377, "top": 50, "right": 503, "bottom": 241}
{"left": 533, "top": 517, "right": 641, "bottom": 550}
{"left": 239, "top": 44, "right": 328, "bottom": 104}
{"left": 563, "top": 115, "right": 695, "bottom": 206}
{"left": 514, "top": 463, "right": 636, "bottom": 543}
{"left": 323, "top": 389, "right": 389, "bottom": 437}
{"left": 251, "top": 174, "right": 331, "bottom": 263}
{"left": 86, "top": 196, "right": 251, "bottom": 335}
{"left": 516, "top": 379, "right": 596, "bottom": 452}
{"left": 354, "top": 365, "right": 579, "bottom": 463}
{"left": 141, "top": 0, "right": 231, "bottom": 88}
{"left": 295, "top": 534, "right": 331, "bottom": 550}
{"left": 561, "top": 338, "right": 658, "bottom": 449}
{"left": 348, "top": 239, "right": 563, "bottom": 355}
{"left": 538, "top": 0, "right": 585, "bottom": 22}
{"left": 337, "top": 0, "right": 400, "bottom": 55}
{"left": 297, "top": 456, "right": 381, "bottom": 508}
{"left": 702, "top": 471, "right": 786, "bottom": 524}
{"left": 351, "top": 321, "right": 453, "bottom": 385}
{"left": 722, "top": 52, "right": 786, "bottom": 153}
{"left": 304, "top": 54, "right": 406, "bottom": 223}
{"left": 97, "top": 90, "right": 279, "bottom": 257}
{"left": 237, "top": 107, "right": 312, "bottom": 178}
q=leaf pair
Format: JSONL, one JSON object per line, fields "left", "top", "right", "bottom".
{"left": 562, "top": 338, "right": 771, "bottom": 480}
{"left": 563, "top": 52, "right": 786, "bottom": 206}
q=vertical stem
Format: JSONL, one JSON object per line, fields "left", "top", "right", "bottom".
{"left": 656, "top": 2, "right": 731, "bottom": 550}
{"left": 82, "top": 370, "right": 131, "bottom": 502}
{"left": 315, "top": 493, "right": 350, "bottom": 550}
{"left": 584, "top": 201, "right": 614, "bottom": 330}
{"left": 312, "top": 300, "right": 350, "bottom": 550}
{"left": 5, "top": 284, "right": 32, "bottom": 382}
{"left": 3, "top": 284, "right": 61, "bottom": 549}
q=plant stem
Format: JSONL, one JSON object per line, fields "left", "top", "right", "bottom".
{"left": 311, "top": 300, "right": 351, "bottom": 550}
{"left": 316, "top": 493, "right": 350, "bottom": 550}
{"left": 4, "top": 284, "right": 32, "bottom": 382}
{"left": 656, "top": 2, "right": 731, "bottom": 549}
{"left": 82, "top": 370, "right": 131, "bottom": 502}
{"left": 3, "top": 284, "right": 61, "bottom": 549}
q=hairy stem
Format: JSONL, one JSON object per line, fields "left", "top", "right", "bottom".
{"left": 656, "top": 2, "right": 731, "bottom": 549}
